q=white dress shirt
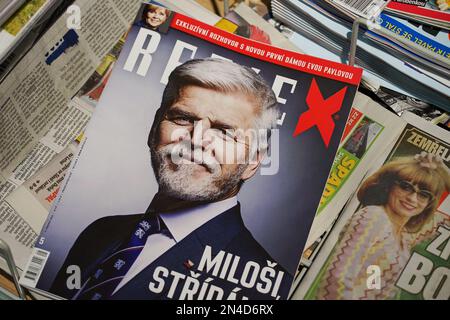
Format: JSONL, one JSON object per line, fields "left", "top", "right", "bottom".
{"left": 113, "top": 196, "right": 237, "bottom": 294}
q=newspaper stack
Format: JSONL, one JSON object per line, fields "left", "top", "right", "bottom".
{"left": 285, "top": 0, "right": 450, "bottom": 76}
{"left": 366, "top": 12, "right": 449, "bottom": 77}
{"left": 270, "top": 0, "right": 450, "bottom": 112}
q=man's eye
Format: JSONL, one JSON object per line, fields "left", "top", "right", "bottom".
{"left": 172, "top": 118, "right": 192, "bottom": 125}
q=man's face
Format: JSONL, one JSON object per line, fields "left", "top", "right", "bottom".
{"left": 151, "top": 85, "right": 262, "bottom": 201}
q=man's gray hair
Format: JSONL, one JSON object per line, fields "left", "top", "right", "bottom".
{"left": 160, "top": 58, "right": 280, "bottom": 132}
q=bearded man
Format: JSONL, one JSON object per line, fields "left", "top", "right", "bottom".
{"left": 50, "top": 58, "right": 290, "bottom": 300}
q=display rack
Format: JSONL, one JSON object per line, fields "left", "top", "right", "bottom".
{"left": 0, "top": 239, "right": 26, "bottom": 300}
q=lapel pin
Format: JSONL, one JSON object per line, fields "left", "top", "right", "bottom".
{"left": 183, "top": 260, "right": 195, "bottom": 269}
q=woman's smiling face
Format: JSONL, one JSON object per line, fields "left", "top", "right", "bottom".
{"left": 386, "top": 180, "right": 432, "bottom": 220}
{"left": 146, "top": 8, "right": 167, "bottom": 28}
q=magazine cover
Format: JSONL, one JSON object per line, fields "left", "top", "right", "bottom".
{"left": 20, "top": 2, "right": 362, "bottom": 300}
{"left": 303, "top": 112, "right": 450, "bottom": 300}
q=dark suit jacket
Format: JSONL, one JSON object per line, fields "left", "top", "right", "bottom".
{"left": 50, "top": 204, "right": 292, "bottom": 300}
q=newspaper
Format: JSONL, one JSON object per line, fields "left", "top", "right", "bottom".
{"left": 0, "top": 0, "right": 142, "bottom": 278}
{"left": 0, "top": 142, "right": 78, "bottom": 272}
{"left": 0, "top": 0, "right": 142, "bottom": 204}
{"left": 295, "top": 109, "right": 450, "bottom": 300}
{"left": 0, "top": 0, "right": 71, "bottom": 83}
{"left": 305, "top": 92, "right": 404, "bottom": 249}
{"left": 375, "top": 86, "right": 450, "bottom": 126}
{"left": 290, "top": 92, "right": 404, "bottom": 292}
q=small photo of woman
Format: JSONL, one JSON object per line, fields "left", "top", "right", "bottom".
{"left": 137, "top": 4, "right": 172, "bottom": 32}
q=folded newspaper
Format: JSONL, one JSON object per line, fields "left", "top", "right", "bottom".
{"left": 0, "top": 0, "right": 143, "bottom": 275}
{"left": 296, "top": 104, "right": 450, "bottom": 300}
{"left": 19, "top": 2, "right": 362, "bottom": 300}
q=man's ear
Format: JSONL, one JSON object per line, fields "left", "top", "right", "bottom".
{"left": 148, "top": 108, "right": 165, "bottom": 148}
{"left": 241, "top": 150, "right": 265, "bottom": 181}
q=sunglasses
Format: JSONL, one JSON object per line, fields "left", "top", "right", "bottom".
{"left": 394, "top": 180, "right": 434, "bottom": 203}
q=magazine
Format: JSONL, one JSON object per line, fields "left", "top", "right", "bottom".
{"left": 223, "top": 2, "right": 300, "bottom": 52}
{"left": 386, "top": 0, "right": 450, "bottom": 29}
{"left": 325, "top": 0, "right": 388, "bottom": 20}
{"left": 370, "top": 13, "right": 450, "bottom": 70}
{"left": 293, "top": 0, "right": 450, "bottom": 75}
{"left": 19, "top": 2, "right": 362, "bottom": 300}
{"left": 0, "top": 0, "right": 287, "bottom": 282}
{"left": 295, "top": 110, "right": 450, "bottom": 300}
{"left": 156, "top": 0, "right": 221, "bottom": 26}
{"left": 0, "top": 0, "right": 289, "bottom": 284}
{"left": 0, "top": 0, "right": 270, "bottom": 281}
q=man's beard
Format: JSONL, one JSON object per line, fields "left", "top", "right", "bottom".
{"left": 150, "top": 140, "right": 247, "bottom": 201}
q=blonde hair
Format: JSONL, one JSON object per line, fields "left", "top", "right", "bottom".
{"left": 357, "top": 156, "right": 450, "bottom": 233}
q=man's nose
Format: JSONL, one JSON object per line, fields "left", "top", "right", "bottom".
{"left": 192, "top": 119, "right": 212, "bottom": 149}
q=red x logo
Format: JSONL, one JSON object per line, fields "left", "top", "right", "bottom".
{"left": 293, "top": 78, "right": 348, "bottom": 147}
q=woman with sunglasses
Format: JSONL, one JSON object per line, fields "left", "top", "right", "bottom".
{"left": 311, "top": 152, "right": 450, "bottom": 300}
{"left": 358, "top": 152, "right": 449, "bottom": 238}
